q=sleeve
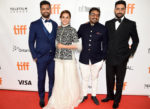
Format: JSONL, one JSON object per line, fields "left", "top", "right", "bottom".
{"left": 72, "top": 28, "right": 82, "bottom": 51}
{"left": 77, "top": 25, "right": 83, "bottom": 39}
{"left": 28, "top": 23, "right": 37, "bottom": 59}
{"left": 129, "top": 22, "right": 139, "bottom": 56}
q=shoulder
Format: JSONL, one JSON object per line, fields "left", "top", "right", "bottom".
{"left": 124, "top": 18, "right": 136, "bottom": 25}
{"left": 105, "top": 18, "right": 114, "bottom": 24}
{"left": 30, "top": 19, "right": 40, "bottom": 26}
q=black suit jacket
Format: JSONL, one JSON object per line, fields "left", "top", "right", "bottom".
{"left": 105, "top": 17, "right": 139, "bottom": 65}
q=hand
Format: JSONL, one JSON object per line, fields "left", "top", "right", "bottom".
{"left": 34, "top": 58, "right": 37, "bottom": 62}
{"left": 57, "top": 43, "right": 65, "bottom": 49}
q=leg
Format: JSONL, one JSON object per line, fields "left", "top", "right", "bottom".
{"left": 47, "top": 58, "right": 55, "bottom": 99}
{"left": 90, "top": 60, "right": 103, "bottom": 105}
{"left": 79, "top": 62, "right": 91, "bottom": 97}
{"left": 106, "top": 62, "right": 116, "bottom": 99}
{"left": 114, "top": 61, "right": 127, "bottom": 103}
{"left": 36, "top": 57, "right": 47, "bottom": 100}
{"left": 91, "top": 60, "right": 103, "bottom": 96}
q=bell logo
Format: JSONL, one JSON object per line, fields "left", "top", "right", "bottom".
{"left": 17, "top": 62, "right": 29, "bottom": 71}
{"left": 0, "top": 77, "right": 2, "bottom": 85}
{"left": 18, "top": 80, "right": 32, "bottom": 85}
{"left": 127, "top": 4, "right": 135, "bottom": 14}
{"left": 51, "top": 4, "right": 61, "bottom": 14}
{"left": 114, "top": 82, "right": 127, "bottom": 90}
{"left": 14, "top": 25, "right": 27, "bottom": 35}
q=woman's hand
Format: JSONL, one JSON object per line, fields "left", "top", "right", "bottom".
{"left": 57, "top": 43, "right": 65, "bottom": 49}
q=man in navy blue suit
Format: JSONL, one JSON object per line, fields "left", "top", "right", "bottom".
{"left": 28, "top": 1, "right": 58, "bottom": 107}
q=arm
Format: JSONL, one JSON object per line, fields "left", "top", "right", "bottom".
{"left": 77, "top": 25, "right": 83, "bottom": 39}
{"left": 102, "top": 27, "right": 108, "bottom": 60}
{"left": 57, "top": 28, "right": 82, "bottom": 50}
{"left": 28, "top": 23, "right": 37, "bottom": 61}
{"left": 129, "top": 22, "right": 139, "bottom": 56}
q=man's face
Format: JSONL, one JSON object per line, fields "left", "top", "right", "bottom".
{"left": 40, "top": 4, "right": 51, "bottom": 19}
{"left": 114, "top": 4, "right": 126, "bottom": 18}
{"left": 89, "top": 10, "right": 100, "bottom": 24}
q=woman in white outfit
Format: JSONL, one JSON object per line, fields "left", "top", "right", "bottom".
{"left": 43, "top": 10, "right": 82, "bottom": 109}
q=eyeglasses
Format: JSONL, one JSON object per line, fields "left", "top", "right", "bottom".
{"left": 90, "top": 13, "right": 100, "bottom": 17}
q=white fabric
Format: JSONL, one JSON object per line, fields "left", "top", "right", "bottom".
{"left": 43, "top": 46, "right": 82, "bottom": 109}
{"left": 115, "top": 16, "right": 124, "bottom": 30}
{"left": 42, "top": 17, "right": 53, "bottom": 33}
{"left": 79, "top": 60, "right": 104, "bottom": 96}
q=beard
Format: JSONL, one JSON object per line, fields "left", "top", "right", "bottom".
{"left": 90, "top": 18, "right": 98, "bottom": 24}
{"left": 42, "top": 12, "right": 50, "bottom": 18}
{"left": 115, "top": 13, "right": 124, "bottom": 19}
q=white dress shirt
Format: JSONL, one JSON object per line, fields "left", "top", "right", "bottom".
{"left": 42, "top": 17, "right": 53, "bottom": 33}
{"left": 115, "top": 16, "right": 124, "bottom": 30}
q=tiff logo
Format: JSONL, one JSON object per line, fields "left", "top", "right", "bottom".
{"left": 127, "top": 4, "right": 135, "bottom": 14}
{"left": 0, "top": 77, "right": 2, "bottom": 85}
{"left": 17, "top": 62, "right": 29, "bottom": 71}
{"left": 18, "top": 80, "right": 32, "bottom": 85}
{"left": 114, "top": 82, "right": 127, "bottom": 90}
{"left": 51, "top": 4, "right": 61, "bottom": 14}
{"left": 14, "top": 25, "right": 27, "bottom": 35}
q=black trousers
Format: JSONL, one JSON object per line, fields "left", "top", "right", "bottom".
{"left": 106, "top": 60, "right": 128, "bottom": 103}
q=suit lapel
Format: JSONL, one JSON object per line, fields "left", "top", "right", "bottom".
{"left": 116, "top": 17, "right": 127, "bottom": 31}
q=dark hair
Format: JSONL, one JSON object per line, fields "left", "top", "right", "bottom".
{"left": 89, "top": 7, "right": 100, "bottom": 16}
{"left": 40, "top": 0, "right": 51, "bottom": 8}
{"left": 60, "top": 10, "right": 71, "bottom": 18}
{"left": 115, "top": 0, "right": 126, "bottom": 8}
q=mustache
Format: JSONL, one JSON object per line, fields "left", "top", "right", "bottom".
{"left": 117, "top": 13, "right": 123, "bottom": 15}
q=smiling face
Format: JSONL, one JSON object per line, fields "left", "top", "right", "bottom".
{"left": 115, "top": 4, "right": 126, "bottom": 19}
{"left": 40, "top": 4, "right": 51, "bottom": 19}
{"left": 89, "top": 10, "right": 100, "bottom": 24}
{"left": 60, "top": 13, "right": 71, "bottom": 26}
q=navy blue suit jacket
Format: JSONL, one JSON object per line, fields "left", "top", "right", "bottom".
{"left": 78, "top": 22, "right": 108, "bottom": 64}
{"left": 29, "top": 18, "right": 58, "bottom": 59}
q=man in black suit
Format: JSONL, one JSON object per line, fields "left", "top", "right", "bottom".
{"left": 101, "top": 0, "right": 139, "bottom": 109}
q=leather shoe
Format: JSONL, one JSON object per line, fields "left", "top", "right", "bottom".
{"left": 81, "top": 96, "right": 88, "bottom": 103}
{"left": 101, "top": 97, "right": 114, "bottom": 102}
{"left": 39, "top": 99, "right": 45, "bottom": 108}
{"left": 113, "top": 102, "right": 119, "bottom": 109}
{"left": 91, "top": 96, "right": 100, "bottom": 105}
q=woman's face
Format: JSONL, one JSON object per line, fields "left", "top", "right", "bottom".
{"left": 60, "top": 13, "right": 70, "bottom": 26}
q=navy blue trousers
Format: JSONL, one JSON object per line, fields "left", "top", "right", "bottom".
{"left": 36, "top": 52, "right": 55, "bottom": 100}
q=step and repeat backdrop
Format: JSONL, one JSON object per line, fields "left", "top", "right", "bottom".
{"left": 0, "top": 0, "right": 150, "bottom": 95}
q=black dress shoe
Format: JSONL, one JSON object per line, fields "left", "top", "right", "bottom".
{"left": 91, "top": 96, "right": 100, "bottom": 105}
{"left": 101, "top": 97, "right": 114, "bottom": 102}
{"left": 81, "top": 96, "right": 88, "bottom": 103}
{"left": 113, "top": 102, "right": 119, "bottom": 109}
{"left": 39, "top": 99, "right": 45, "bottom": 108}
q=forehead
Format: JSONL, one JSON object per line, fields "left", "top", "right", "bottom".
{"left": 90, "top": 10, "right": 100, "bottom": 14}
{"left": 41, "top": 4, "right": 50, "bottom": 8}
{"left": 115, "top": 4, "right": 125, "bottom": 8}
{"left": 62, "top": 13, "right": 70, "bottom": 17}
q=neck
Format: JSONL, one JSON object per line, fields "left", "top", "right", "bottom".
{"left": 62, "top": 24, "right": 69, "bottom": 27}
{"left": 42, "top": 16, "right": 50, "bottom": 20}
